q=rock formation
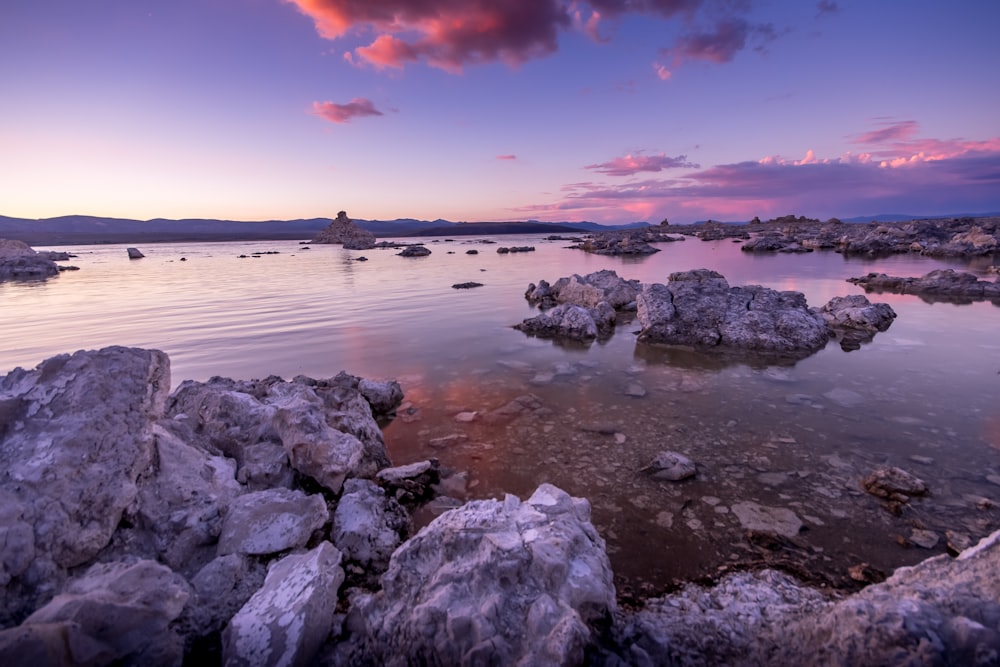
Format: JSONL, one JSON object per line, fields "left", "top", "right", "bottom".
{"left": 636, "top": 269, "right": 832, "bottom": 356}
{"left": 848, "top": 268, "right": 1000, "bottom": 303}
{"left": 0, "top": 238, "right": 62, "bottom": 280}
{"left": 817, "top": 294, "right": 897, "bottom": 350}
{"left": 1, "top": 346, "right": 998, "bottom": 665}
{"left": 312, "top": 211, "right": 376, "bottom": 250}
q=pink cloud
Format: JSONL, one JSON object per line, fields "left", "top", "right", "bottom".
{"left": 851, "top": 119, "right": 920, "bottom": 145}
{"left": 285, "top": 0, "right": 571, "bottom": 71}
{"left": 311, "top": 98, "right": 384, "bottom": 124}
{"left": 585, "top": 151, "right": 699, "bottom": 176}
{"left": 497, "top": 154, "right": 517, "bottom": 161}
{"left": 515, "top": 132, "right": 1000, "bottom": 223}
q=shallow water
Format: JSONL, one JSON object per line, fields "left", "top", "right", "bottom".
{"left": 3, "top": 235, "right": 998, "bottom": 593}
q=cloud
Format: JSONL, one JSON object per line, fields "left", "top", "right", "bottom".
{"left": 311, "top": 98, "right": 384, "bottom": 124}
{"left": 851, "top": 119, "right": 920, "bottom": 145}
{"left": 816, "top": 1, "right": 839, "bottom": 17}
{"left": 516, "top": 131, "right": 1000, "bottom": 223}
{"left": 285, "top": 0, "right": 571, "bottom": 71}
{"left": 497, "top": 154, "right": 517, "bottom": 161}
{"left": 286, "top": 0, "right": 771, "bottom": 74}
{"left": 585, "top": 151, "right": 699, "bottom": 176}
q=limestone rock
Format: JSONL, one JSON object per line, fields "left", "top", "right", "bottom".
{"left": 641, "top": 451, "right": 697, "bottom": 481}
{"left": 337, "top": 484, "right": 616, "bottom": 665}
{"left": 0, "top": 347, "right": 169, "bottom": 623}
{"left": 636, "top": 270, "right": 831, "bottom": 356}
{"left": 217, "top": 488, "right": 329, "bottom": 556}
{"left": 0, "top": 239, "right": 61, "bottom": 280}
{"left": 332, "top": 479, "right": 407, "bottom": 569}
{"left": 312, "top": 211, "right": 376, "bottom": 250}
{"left": 223, "top": 542, "right": 344, "bottom": 667}
{"left": 236, "top": 442, "right": 294, "bottom": 491}
{"left": 848, "top": 269, "right": 1000, "bottom": 302}
{"left": 358, "top": 378, "right": 404, "bottom": 416}
{"left": 176, "top": 554, "right": 267, "bottom": 653}
{"left": 525, "top": 269, "right": 641, "bottom": 310}
{"left": 515, "top": 301, "right": 616, "bottom": 340}
{"left": 397, "top": 245, "right": 431, "bottom": 257}
{"left": 4, "top": 560, "right": 190, "bottom": 666}
{"left": 817, "top": 294, "right": 896, "bottom": 350}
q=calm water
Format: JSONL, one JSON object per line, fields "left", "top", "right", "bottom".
{"left": 3, "top": 235, "right": 999, "bottom": 592}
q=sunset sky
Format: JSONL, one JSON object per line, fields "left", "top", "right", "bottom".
{"left": 2, "top": 0, "right": 999, "bottom": 225}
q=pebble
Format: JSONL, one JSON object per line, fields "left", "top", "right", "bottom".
{"left": 454, "top": 411, "right": 478, "bottom": 423}
{"left": 909, "top": 529, "right": 939, "bottom": 549}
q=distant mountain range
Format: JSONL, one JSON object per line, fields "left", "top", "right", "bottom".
{"left": 0, "top": 214, "right": 649, "bottom": 245}
{"left": 2, "top": 212, "right": 997, "bottom": 246}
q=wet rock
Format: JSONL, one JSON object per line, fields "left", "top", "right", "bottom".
{"left": 312, "top": 211, "right": 376, "bottom": 250}
{"left": 0, "top": 239, "right": 61, "bottom": 280}
{"left": 823, "top": 387, "right": 865, "bottom": 408}
{"left": 398, "top": 245, "right": 431, "bottom": 257}
{"left": 731, "top": 501, "right": 803, "bottom": 538}
{"left": 127, "top": 247, "right": 145, "bottom": 259}
{"left": 452, "top": 282, "right": 483, "bottom": 289}
{"left": 217, "top": 488, "right": 329, "bottom": 556}
{"left": 910, "top": 529, "right": 940, "bottom": 549}
{"left": 222, "top": 542, "right": 344, "bottom": 667}
{"left": 515, "top": 302, "right": 616, "bottom": 340}
{"left": 525, "top": 269, "right": 641, "bottom": 310}
{"left": 357, "top": 378, "right": 404, "bottom": 417}
{"left": 624, "top": 381, "right": 647, "bottom": 398}
{"left": 641, "top": 452, "right": 697, "bottom": 481}
{"left": 636, "top": 270, "right": 832, "bottom": 356}
{"left": 0, "top": 560, "right": 190, "bottom": 666}
{"left": 0, "top": 346, "right": 168, "bottom": 623}
{"left": 332, "top": 479, "right": 407, "bottom": 569}
{"left": 497, "top": 246, "right": 535, "bottom": 254}
{"left": 335, "top": 484, "right": 615, "bottom": 665}
{"left": 376, "top": 459, "right": 441, "bottom": 502}
{"left": 848, "top": 269, "right": 1000, "bottom": 302}
{"left": 817, "top": 294, "right": 896, "bottom": 349}
{"left": 862, "top": 466, "right": 929, "bottom": 499}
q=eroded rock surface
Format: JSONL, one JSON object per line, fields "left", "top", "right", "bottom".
{"left": 336, "top": 484, "right": 616, "bottom": 665}
{"left": 848, "top": 269, "right": 1000, "bottom": 303}
{"left": 0, "top": 239, "right": 62, "bottom": 280}
{"left": 515, "top": 302, "right": 617, "bottom": 341}
{"left": 817, "top": 294, "right": 897, "bottom": 350}
{"left": 636, "top": 269, "right": 831, "bottom": 356}
{"left": 312, "top": 211, "right": 376, "bottom": 250}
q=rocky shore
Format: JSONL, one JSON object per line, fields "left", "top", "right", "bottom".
{"left": 848, "top": 268, "right": 1000, "bottom": 304}
{"left": 0, "top": 239, "right": 77, "bottom": 280}
{"left": 2, "top": 346, "right": 998, "bottom": 665}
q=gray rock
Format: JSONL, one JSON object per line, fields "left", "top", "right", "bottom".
{"left": 0, "top": 347, "right": 169, "bottom": 623}
{"left": 176, "top": 554, "right": 267, "bottom": 650}
{"left": 525, "top": 269, "right": 641, "bottom": 310}
{"left": 217, "top": 488, "right": 329, "bottom": 556}
{"left": 375, "top": 460, "right": 441, "bottom": 502}
{"left": 1, "top": 560, "right": 190, "bottom": 666}
{"left": 731, "top": 501, "right": 803, "bottom": 538}
{"left": 636, "top": 270, "right": 832, "bottom": 356}
{"left": 126, "top": 247, "right": 145, "bottom": 259}
{"left": 337, "top": 484, "right": 616, "bottom": 665}
{"left": 642, "top": 452, "right": 697, "bottom": 481}
{"left": 0, "top": 239, "right": 61, "bottom": 280}
{"left": 397, "top": 245, "right": 431, "bottom": 257}
{"left": 236, "top": 442, "right": 294, "bottom": 491}
{"left": 223, "top": 542, "right": 345, "bottom": 667}
{"left": 358, "top": 378, "right": 404, "bottom": 416}
{"left": 332, "top": 479, "right": 407, "bottom": 569}
{"left": 848, "top": 268, "right": 1000, "bottom": 301}
{"left": 515, "top": 301, "right": 616, "bottom": 340}
{"left": 135, "top": 423, "right": 243, "bottom": 572}
{"left": 311, "top": 211, "right": 376, "bottom": 250}
{"left": 817, "top": 294, "right": 896, "bottom": 349}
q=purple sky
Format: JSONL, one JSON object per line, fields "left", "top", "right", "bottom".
{"left": 2, "top": 0, "right": 999, "bottom": 224}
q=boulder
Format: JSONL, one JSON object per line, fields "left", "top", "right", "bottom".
{"left": 635, "top": 270, "right": 831, "bottom": 355}
{"left": 358, "top": 378, "right": 404, "bottom": 417}
{"left": 337, "top": 484, "right": 616, "bottom": 665}
{"left": 223, "top": 542, "right": 345, "bottom": 667}
{"left": 397, "top": 245, "right": 431, "bottom": 257}
{"left": 236, "top": 442, "right": 294, "bottom": 491}
{"left": 525, "top": 270, "right": 640, "bottom": 310}
{"left": 311, "top": 211, "right": 376, "bottom": 250}
{"left": 217, "top": 488, "right": 329, "bottom": 556}
{"left": 0, "top": 560, "right": 190, "bottom": 666}
{"left": 572, "top": 232, "right": 662, "bottom": 255}
{"left": 0, "top": 239, "right": 61, "bottom": 280}
{"left": 0, "top": 347, "right": 169, "bottom": 623}
{"left": 848, "top": 269, "right": 1000, "bottom": 301}
{"left": 165, "top": 372, "right": 394, "bottom": 494}
{"left": 817, "top": 294, "right": 896, "bottom": 350}
{"left": 862, "top": 466, "right": 929, "bottom": 500}
{"left": 176, "top": 554, "right": 267, "bottom": 653}
{"left": 332, "top": 479, "right": 407, "bottom": 570}
{"left": 127, "top": 247, "right": 145, "bottom": 259}
{"left": 514, "top": 302, "right": 616, "bottom": 341}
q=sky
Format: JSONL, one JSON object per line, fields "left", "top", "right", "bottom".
{"left": 2, "top": 1, "right": 999, "bottom": 225}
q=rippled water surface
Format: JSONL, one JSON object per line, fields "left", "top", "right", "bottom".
{"left": 3, "top": 235, "right": 999, "bottom": 593}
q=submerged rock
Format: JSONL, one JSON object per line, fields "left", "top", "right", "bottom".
{"left": 515, "top": 302, "right": 616, "bottom": 341}
{"left": 641, "top": 451, "right": 697, "bottom": 481}
{"left": 635, "top": 269, "right": 831, "bottom": 356}
{"left": 312, "top": 211, "right": 376, "bottom": 250}
{"left": 862, "top": 466, "right": 929, "bottom": 500}
{"left": 336, "top": 484, "right": 616, "bottom": 665}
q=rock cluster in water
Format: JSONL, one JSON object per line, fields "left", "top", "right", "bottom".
{"left": 0, "top": 239, "right": 73, "bottom": 280}
{"left": 311, "top": 211, "right": 377, "bottom": 250}
{"left": 848, "top": 268, "right": 1000, "bottom": 303}
{"left": 0, "top": 346, "right": 998, "bottom": 665}
{"left": 518, "top": 269, "right": 896, "bottom": 356}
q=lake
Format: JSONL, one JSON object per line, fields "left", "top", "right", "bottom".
{"left": 2, "top": 234, "right": 998, "bottom": 594}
